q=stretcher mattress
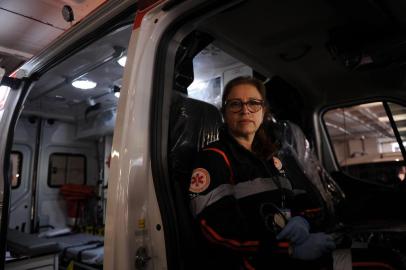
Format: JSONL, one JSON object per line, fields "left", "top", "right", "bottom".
{"left": 52, "top": 233, "right": 104, "bottom": 265}
{"left": 7, "top": 229, "right": 60, "bottom": 257}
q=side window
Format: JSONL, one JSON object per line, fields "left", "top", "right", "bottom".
{"left": 10, "top": 151, "right": 22, "bottom": 188}
{"left": 48, "top": 153, "right": 86, "bottom": 187}
{"left": 187, "top": 44, "right": 252, "bottom": 108}
{"left": 188, "top": 76, "right": 222, "bottom": 107}
{"left": 323, "top": 101, "right": 405, "bottom": 186}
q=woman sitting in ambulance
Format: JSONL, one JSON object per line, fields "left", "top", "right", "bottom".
{"left": 188, "top": 76, "right": 335, "bottom": 269}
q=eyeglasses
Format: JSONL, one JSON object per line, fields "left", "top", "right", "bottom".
{"left": 224, "top": 99, "right": 264, "bottom": 113}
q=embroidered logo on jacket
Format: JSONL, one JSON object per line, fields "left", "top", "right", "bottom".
{"left": 189, "top": 168, "right": 211, "bottom": 193}
{"left": 272, "top": 156, "right": 283, "bottom": 171}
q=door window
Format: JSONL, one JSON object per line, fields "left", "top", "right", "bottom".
{"left": 323, "top": 101, "right": 406, "bottom": 186}
{"left": 187, "top": 44, "right": 252, "bottom": 108}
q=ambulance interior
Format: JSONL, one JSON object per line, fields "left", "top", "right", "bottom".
{"left": 5, "top": 0, "right": 406, "bottom": 269}
{"left": 5, "top": 18, "right": 133, "bottom": 270}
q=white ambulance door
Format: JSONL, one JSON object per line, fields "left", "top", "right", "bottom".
{"left": 106, "top": 0, "right": 239, "bottom": 269}
{"left": 0, "top": 74, "right": 33, "bottom": 268}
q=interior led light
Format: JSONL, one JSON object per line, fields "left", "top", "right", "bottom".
{"left": 72, "top": 79, "right": 97, "bottom": 90}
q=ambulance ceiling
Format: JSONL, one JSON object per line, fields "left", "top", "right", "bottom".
{"left": 200, "top": 0, "right": 406, "bottom": 104}
{"left": 24, "top": 23, "right": 133, "bottom": 122}
{"left": 0, "top": 0, "right": 106, "bottom": 75}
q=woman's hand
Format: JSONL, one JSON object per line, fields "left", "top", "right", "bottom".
{"left": 276, "top": 216, "right": 310, "bottom": 244}
{"left": 290, "top": 232, "right": 336, "bottom": 260}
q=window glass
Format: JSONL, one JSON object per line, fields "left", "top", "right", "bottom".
{"left": 324, "top": 102, "right": 405, "bottom": 186}
{"left": 48, "top": 153, "right": 86, "bottom": 187}
{"left": 188, "top": 76, "right": 222, "bottom": 107}
{"left": 388, "top": 102, "right": 406, "bottom": 141}
{"left": 10, "top": 151, "right": 22, "bottom": 188}
{"left": 188, "top": 44, "right": 252, "bottom": 108}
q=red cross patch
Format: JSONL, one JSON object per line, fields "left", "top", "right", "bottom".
{"left": 189, "top": 168, "right": 211, "bottom": 193}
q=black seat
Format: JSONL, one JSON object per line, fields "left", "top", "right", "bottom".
{"left": 168, "top": 91, "right": 222, "bottom": 270}
{"left": 269, "top": 120, "right": 345, "bottom": 230}
{"left": 169, "top": 91, "right": 222, "bottom": 193}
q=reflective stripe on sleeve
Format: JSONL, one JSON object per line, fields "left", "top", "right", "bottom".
{"left": 190, "top": 184, "right": 234, "bottom": 217}
{"left": 234, "top": 176, "right": 292, "bottom": 200}
{"left": 190, "top": 176, "right": 292, "bottom": 216}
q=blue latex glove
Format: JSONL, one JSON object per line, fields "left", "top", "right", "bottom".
{"left": 276, "top": 216, "right": 310, "bottom": 245}
{"left": 291, "top": 232, "right": 336, "bottom": 260}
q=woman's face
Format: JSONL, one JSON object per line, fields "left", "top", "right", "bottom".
{"left": 224, "top": 83, "right": 264, "bottom": 139}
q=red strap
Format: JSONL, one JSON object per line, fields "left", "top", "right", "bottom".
{"left": 303, "top": 208, "right": 322, "bottom": 213}
{"left": 243, "top": 257, "right": 256, "bottom": 270}
{"left": 276, "top": 241, "right": 289, "bottom": 248}
{"left": 296, "top": 207, "right": 322, "bottom": 217}
{"left": 204, "top": 147, "right": 234, "bottom": 184}
{"left": 200, "top": 219, "right": 259, "bottom": 252}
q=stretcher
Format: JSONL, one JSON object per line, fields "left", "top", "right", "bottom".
{"left": 5, "top": 229, "right": 60, "bottom": 270}
{"left": 53, "top": 233, "right": 104, "bottom": 267}
{"left": 6, "top": 229, "right": 104, "bottom": 269}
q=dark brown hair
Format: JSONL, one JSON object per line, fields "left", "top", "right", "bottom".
{"left": 221, "top": 76, "right": 277, "bottom": 160}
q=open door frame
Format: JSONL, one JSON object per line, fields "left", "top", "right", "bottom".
{"left": 0, "top": 75, "right": 34, "bottom": 268}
